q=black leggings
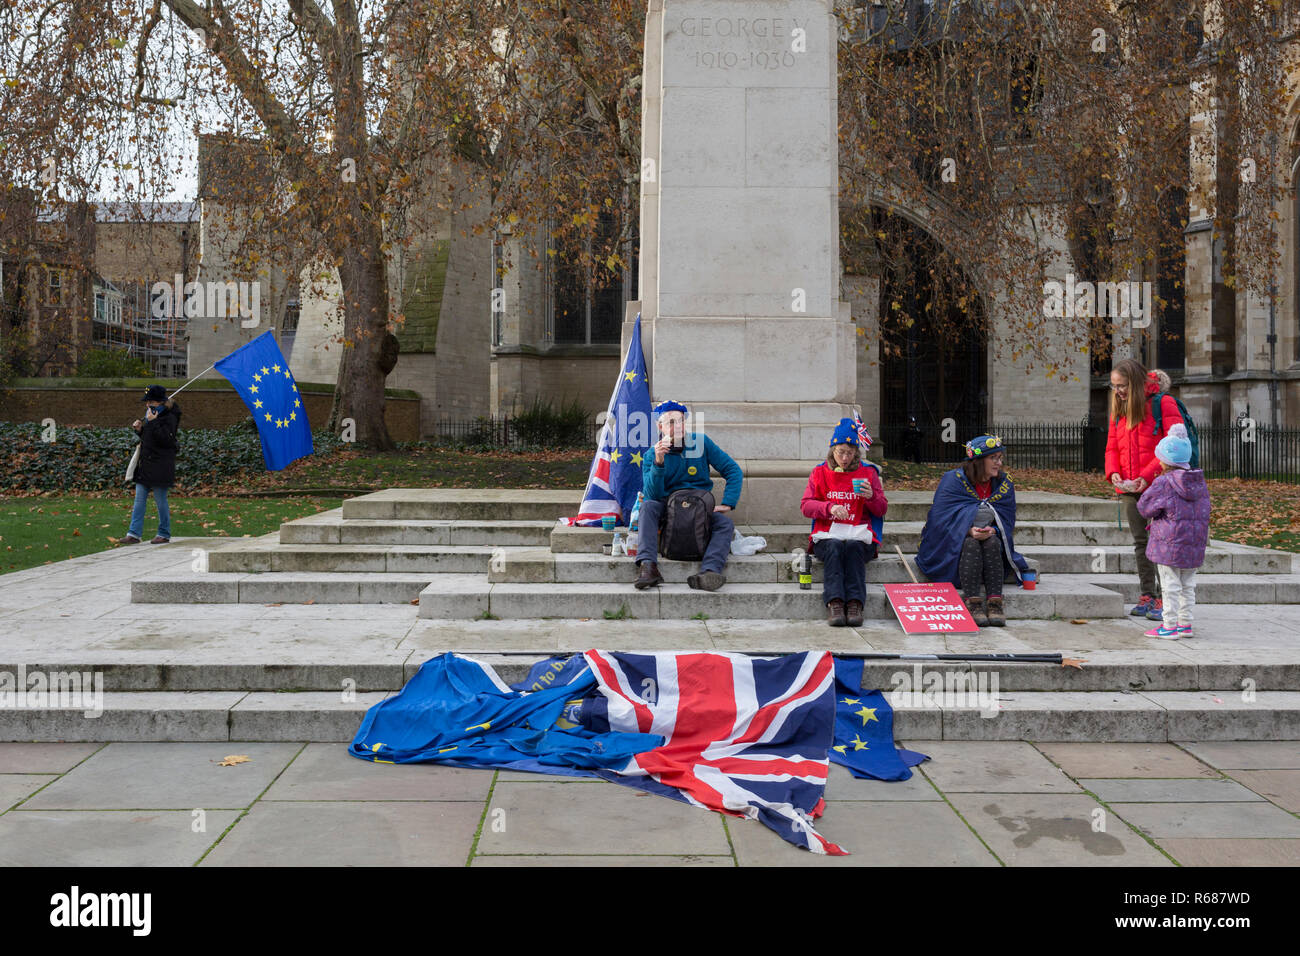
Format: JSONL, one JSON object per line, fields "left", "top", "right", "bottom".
{"left": 960, "top": 534, "right": 1003, "bottom": 599}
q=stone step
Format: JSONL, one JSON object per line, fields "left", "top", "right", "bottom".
{"left": 341, "top": 489, "right": 579, "bottom": 522}
{"left": 553, "top": 521, "right": 1156, "bottom": 553}
{"left": 416, "top": 575, "right": 1126, "bottom": 620}
{"left": 208, "top": 543, "right": 507, "bottom": 574}
{"left": 1052, "top": 573, "right": 1300, "bottom": 605}
{"left": 131, "top": 572, "right": 434, "bottom": 605}
{"left": 337, "top": 488, "right": 1126, "bottom": 523}
{"left": 489, "top": 546, "right": 1293, "bottom": 584}
{"left": 3, "top": 687, "right": 1295, "bottom": 741}
{"left": 8, "top": 653, "right": 1300, "bottom": 693}
{"left": 280, "top": 513, "right": 555, "bottom": 547}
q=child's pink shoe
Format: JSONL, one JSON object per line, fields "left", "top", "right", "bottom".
{"left": 1176, "top": 625, "right": 1193, "bottom": 638}
{"left": 1144, "top": 624, "right": 1182, "bottom": 639}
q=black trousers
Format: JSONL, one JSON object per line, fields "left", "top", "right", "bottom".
{"left": 814, "top": 538, "right": 878, "bottom": 604}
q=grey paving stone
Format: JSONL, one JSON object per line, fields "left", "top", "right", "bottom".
{"left": 1080, "top": 778, "right": 1263, "bottom": 803}
{"left": 1177, "top": 741, "right": 1300, "bottom": 769}
{"left": 22, "top": 742, "right": 303, "bottom": 809}
{"left": 917, "top": 741, "right": 1081, "bottom": 793}
{"left": 1112, "top": 801, "right": 1300, "bottom": 838}
{"left": 475, "top": 781, "right": 730, "bottom": 856}
{"left": 1148, "top": 691, "right": 1300, "bottom": 739}
{"left": 199, "top": 801, "right": 482, "bottom": 866}
{"left": 0, "top": 742, "right": 103, "bottom": 773}
{"left": 824, "top": 760, "right": 940, "bottom": 801}
{"left": 261, "top": 743, "right": 492, "bottom": 801}
{"left": 948, "top": 793, "right": 1172, "bottom": 865}
{"left": 1154, "top": 838, "right": 1300, "bottom": 866}
{"left": 472, "top": 854, "right": 734, "bottom": 866}
{"left": 0, "top": 809, "right": 241, "bottom": 866}
{"left": 728, "top": 801, "right": 998, "bottom": 866}
{"left": 0, "top": 774, "right": 56, "bottom": 809}
{"left": 1224, "top": 770, "right": 1300, "bottom": 812}
{"left": 1036, "top": 742, "right": 1219, "bottom": 778}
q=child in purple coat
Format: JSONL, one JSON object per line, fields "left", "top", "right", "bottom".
{"left": 1136, "top": 425, "right": 1211, "bottom": 638}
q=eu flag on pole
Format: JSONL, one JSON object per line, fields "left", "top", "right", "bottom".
{"left": 559, "top": 312, "right": 652, "bottom": 526}
{"left": 213, "top": 331, "right": 313, "bottom": 471}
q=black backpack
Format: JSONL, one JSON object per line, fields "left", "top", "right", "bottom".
{"left": 659, "top": 488, "right": 716, "bottom": 561}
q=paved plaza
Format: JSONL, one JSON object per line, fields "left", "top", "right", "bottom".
{"left": 1, "top": 739, "right": 1298, "bottom": 866}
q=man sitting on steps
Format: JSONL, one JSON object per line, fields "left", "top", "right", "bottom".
{"left": 634, "top": 400, "right": 743, "bottom": 592}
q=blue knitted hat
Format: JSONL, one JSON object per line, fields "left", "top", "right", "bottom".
{"left": 1155, "top": 424, "right": 1192, "bottom": 467}
{"left": 829, "top": 418, "right": 859, "bottom": 448}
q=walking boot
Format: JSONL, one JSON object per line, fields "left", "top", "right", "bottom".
{"left": 634, "top": 561, "right": 663, "bottom": 590}
{"left": 845, "top": 599, "right": 864, "bottom": 627}
{"left": 826, "top": 599, "right": 847, "bottom": 627}
{"left": 966, "top": 595, "right": 989, "bottom": 627}
{"left": 986, "top": 595, "right": 1006, "bottom": 627}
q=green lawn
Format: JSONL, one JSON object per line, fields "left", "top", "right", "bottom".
{"left": 0, "top": 495, "right": 343, "bottom": 573}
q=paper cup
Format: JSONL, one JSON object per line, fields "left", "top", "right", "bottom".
{"left": 601, "top": 516, "right": 616, "bottom": 531}
{"left": 1023, "top": 570, "right": 1038, "bottom": 590}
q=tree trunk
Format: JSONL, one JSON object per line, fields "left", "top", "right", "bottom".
{"left": 335, "top": 233, "right": 396, "bottom": 451}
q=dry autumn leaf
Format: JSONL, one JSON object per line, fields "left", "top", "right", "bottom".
{"left": 218, "top": 755, "right": 250, "bottom": 767}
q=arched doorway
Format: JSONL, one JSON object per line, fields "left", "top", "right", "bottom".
{"left": 845, "top": 208, "right": 988, "bottom": 461}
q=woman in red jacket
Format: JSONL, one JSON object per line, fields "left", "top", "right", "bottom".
{"left": 1105, "top": 358, "right": 1184, "bottom": 620}
{"left": 800, "top": 418, "right": 888, "bottom": 627}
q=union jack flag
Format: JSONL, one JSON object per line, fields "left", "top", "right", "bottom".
{"left": 584, "top": 649, "right": 847, "bottom": 855}
{"left": 559, "top": 313, "right": 652, "bottom": 527}
{"left": 854, "top": 410, "right": 873, "bottom": 448}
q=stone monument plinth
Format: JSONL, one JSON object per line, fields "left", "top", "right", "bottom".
{"left": 627, "top": 0, "right": 855, "bottom": 481}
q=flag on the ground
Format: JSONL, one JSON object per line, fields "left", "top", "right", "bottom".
{"left": 559, "top": 313, "right": 651, "bottom": 526}
{"left": 828, "top": 657, "right": 929, "bottom": 780}
{"left": 348, "top": 653, "right": 661, "bottom": 777}
{"left": 213, "top": 331, "right": 313, "bottom": 471}
{"left": 584, "top": 650, "right": 847, "bottom": 855}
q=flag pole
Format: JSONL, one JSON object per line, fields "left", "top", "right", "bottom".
{"left": 165, "top": 363, "right": 216, "bottom": 399}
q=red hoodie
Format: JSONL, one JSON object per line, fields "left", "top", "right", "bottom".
{"left": 1105, "top": 374, "right": 1184, "bottom": 489}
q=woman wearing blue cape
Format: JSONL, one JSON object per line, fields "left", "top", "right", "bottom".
{"left": 915, "top": 435, "right": 1031, "bottom": 627}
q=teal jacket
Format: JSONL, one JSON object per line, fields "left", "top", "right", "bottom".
{"left": 641, "top": 433, "right": 743, "bottom": 508}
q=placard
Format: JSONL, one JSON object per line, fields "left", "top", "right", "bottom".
{"left": 883, "top": 582, "right": 980, "bottom": 633}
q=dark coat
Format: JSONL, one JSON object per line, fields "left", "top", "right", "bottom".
{"left": 132, "top": 401, "right": 182, "bottom": 488}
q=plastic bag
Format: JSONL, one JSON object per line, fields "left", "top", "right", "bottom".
{"left": 730, "top": 529, "right": 767, "bottom": 556}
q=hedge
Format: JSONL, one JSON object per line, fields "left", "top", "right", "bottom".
{"left": 2, "top": 420, "right": 344, "bottom": 492}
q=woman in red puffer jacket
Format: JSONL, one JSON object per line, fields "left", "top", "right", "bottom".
{"left": 1105, "top": 359, "right": 1183, "bottom": 621}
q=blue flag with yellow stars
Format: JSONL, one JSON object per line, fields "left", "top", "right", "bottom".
{"left": 213, "top": 331, "right": 313, "bottom": 471}
{"left": 829, "top": 657, "right": 929, "bottom": 780}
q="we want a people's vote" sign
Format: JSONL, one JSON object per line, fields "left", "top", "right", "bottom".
{"left": 883, "top": 583, "right": 979, "bottom": 634}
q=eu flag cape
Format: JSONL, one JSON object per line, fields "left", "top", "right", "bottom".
{"left": 915, "top": 468, "right": 1030, "bottom": 588}
{"left": 213, "top": 331, "right": 313, "bottom": 471}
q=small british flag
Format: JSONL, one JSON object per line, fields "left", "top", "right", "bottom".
{"left": 854, "top": 411, "right": 873, "bottom": 448}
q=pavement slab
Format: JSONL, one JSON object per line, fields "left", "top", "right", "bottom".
{"left": 0, "top": 773, "right": 56, "bottom": 810}
{"left": 1110, "top": 801, "right": 1300, "bottom": 839}
{"left": 1176, "top": 741, "right": 1300, "bottom": 769}
{"left": 1223, "top": 770, "right": 1300, "bottom": 812}
{"left": 199, "top": 801, "right": 482, "bottom": 866}
{"left": 1152, "top": 839, "right": 1300, "bottom": 866}
{"left": 0, "top": 809, "right": 242, "bottom": 866}
{"left": 0, "top": 742, "right": 104, "bottom": 773}
{"left": 1078, "top": 778, "right": 1263, "bottom": 803}
{"left": 947, "top": 793, "right": 1173, "bottom": 866}
{"left": 261, "top": 744, "right": 492, "bottom": 802}
{"left": 22, "top": 742, "right": 303, "bottom": 810}
{"left": 1035, "top": 742, "right": 1220, "bottom": 778}
{"left": 914, "top": 741, "right": 1082, "bottom": 793}
{"left": 475, "top": 781, "right": 731, "bottom": 856}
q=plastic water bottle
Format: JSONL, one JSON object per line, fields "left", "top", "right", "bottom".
{"left": 629, "top": 492, "right": 643, "bottom": 532}
{"left": 611, "top": 532, "right": 626, "bottom": 556}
